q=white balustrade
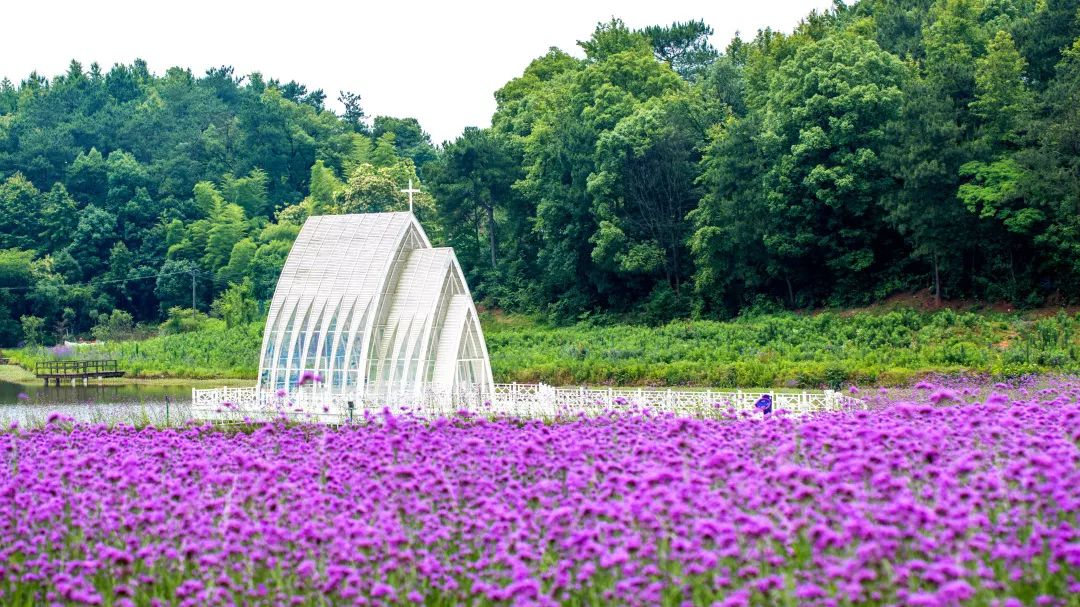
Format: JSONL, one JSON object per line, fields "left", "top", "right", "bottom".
{"left": 191, "top": 383, "right": 866, "bottom": 423}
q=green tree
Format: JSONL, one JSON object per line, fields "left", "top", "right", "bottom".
{"left": 220, "top": 168, "right": 270, "bottom": 217}
{"left": 306, "top": 160, "right": 343, "bottom": 214}
{"left": 971, "top": 30, "right": 1033, "bottom": 148}
{"left": 428, "top": 128, "right": 521, "bottom": 270}
{"left": 514, "top": 23, "right": 685, "bottom": 314}
{"left": 249, "top": 240, "right": 291, "bottom": 300}
{"left": 217, "top": 238, "right": 257, "bottom": 287}
{"left": 211, "top": 279, "right": 259, "bottom": 328}
{"left": 193, "top": 180, "right": 226, "bottom": 216}
{"left": 1012, "top": 0, "right": 1080, "bottom": 86}
{"left": 372, "top": 116, "right": 437, "bottom": 169}
{"left": 20, "top": 315, "right": 46, "bottom": 346}
{"left": 1020, "top": 39, "right": 1080, "bottom": 293}
{"left": 335, "top": 161, "right": 434, "bottom": 219}
{"left": 90, "top": 309, "right": 135, "bottom": 341}
{"left": 0, "top": 249, "right": 35, "bottom": 344}
{"left": 66, "top": 147, "right": 108, "bottom": 203}
{"left": 691, "top": 115, "right": 773, "bottom": 314}
{"left": 881, "top": 75, "right": 973, "bottom": 303}
{"left": 922, "top": 0, "right": 986, "bottom": 109}
{"left": 641, "top": 20, "right": 718, "bottom": 79}
{"left": 589, "top": 92, "right": 704, "bottom": 297}
{"left": 65, "top": 204, "right": 118, "bottom": 278}
{"left": 103, "top": 241, "right": 135, "bottom": 309}
{"left": 370, "top": 132, "right": 399, "bottom": 167}
{"left": 760, "top": 33, "right": 907, "bottom": 304}
{"left": 0, "top": 173, "right": 43, "bottom": 251}
{"left": 337, "top": 90, "right": 368, "bottom": 132}
{"left": 38, "top": 184, "right": 79, "bottom": 253}
{"left": 105, "top": 150, "right": 149, "bottom": 210}
{"left": 155, "top": 258, "right": 205, "bottom": 313}
{"left": 203, "top": 202, "right": 247, "bottom": 270}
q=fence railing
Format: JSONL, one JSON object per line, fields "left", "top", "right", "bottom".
{"left": 34, "top": 360, "right": 121, "bottom": 376}
{"left": 191, "top": 383, "right": 865, "bottom": 423}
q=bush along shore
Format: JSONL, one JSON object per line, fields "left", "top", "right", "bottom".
{"left": 5, "top": 308, "right": 1080, "bottom": 388}
{"left": 7, "top": 319, "right": 261, "bottom": 381}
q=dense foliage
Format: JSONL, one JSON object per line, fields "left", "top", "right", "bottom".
{"left": 443, "top": 2, "right": 1080, "bottom": 317}
{"left": 0, "top": 63, "right": 435, "bottom": 345}
{"left": 484, "top": 308, "right": 1080, "bottom": 387}
{"left": 2, "top": 384, "right": 1078, "bottom": 605}
{"left": 12, "top": 309, "right": 1080, "bottom": 387}
{"left": 2, "top": 0, "right": 1080, "bottom": 347}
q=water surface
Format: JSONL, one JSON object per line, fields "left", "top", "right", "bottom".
{"left": 0, "top": 380, "right": 197, "bottom": 426}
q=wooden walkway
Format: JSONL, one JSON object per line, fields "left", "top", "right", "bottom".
{"left": 35, "top": 360, "right": 126, "bottom": 385}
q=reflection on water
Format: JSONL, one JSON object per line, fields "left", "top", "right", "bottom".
{"left": 0, "top": 380, "right": 200, "bottom": 426}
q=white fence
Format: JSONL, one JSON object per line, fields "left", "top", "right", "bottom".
{"left": 191, "top": 383, "right": 865, "bottom": 423}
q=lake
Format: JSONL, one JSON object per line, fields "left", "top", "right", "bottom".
{"left": 0, "top": 380, "right": 202, "bottom": 427}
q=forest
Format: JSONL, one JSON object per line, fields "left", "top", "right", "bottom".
{"left": 0, "top": 0, "right": 1079, "bottom": 346}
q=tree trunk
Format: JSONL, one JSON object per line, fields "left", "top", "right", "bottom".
{"left": 487, "top": 205, "right": 497, "bottom": 268}
{"left": 1008, "top": 249, "right": 1017, "bottom": 301}
{"left": 671, "top": 242, "right": 681, "bottom": 296}
{"left": 785, "top": 275, "right": 795, "bottom": 308}
{"left": 933, "top": 253, "right": 941, "bottom": 306}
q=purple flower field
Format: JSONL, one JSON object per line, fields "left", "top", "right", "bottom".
{"left": 1, "top": 382, "right": 1079, "bottom": 606}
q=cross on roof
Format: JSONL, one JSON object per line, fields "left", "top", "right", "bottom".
{"left": 400, "top": 179, "right": 421, "bottom": 214}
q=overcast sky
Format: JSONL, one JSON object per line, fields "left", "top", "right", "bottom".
{"left": 2, "top": 0, "right": 832, "bottom": 144}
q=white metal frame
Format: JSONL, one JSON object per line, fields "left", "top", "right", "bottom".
{"left": 257, "top": 212, "right": 495, "bottom": 405}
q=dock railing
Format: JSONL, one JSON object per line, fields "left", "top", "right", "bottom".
{"left": 35, "top": 359, "right": 122, "bottom": 377}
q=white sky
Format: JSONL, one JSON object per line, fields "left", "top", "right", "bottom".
{"left": 2, "top": 0, "right": 832, "bottom": 144}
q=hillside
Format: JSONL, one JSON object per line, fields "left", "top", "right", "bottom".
{"left": 2, "top": 1, "right": 1079, "bottom": 348}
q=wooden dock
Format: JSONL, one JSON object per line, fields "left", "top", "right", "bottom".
{"left": 35, "top": 360, "right": 126, "bottom": 386}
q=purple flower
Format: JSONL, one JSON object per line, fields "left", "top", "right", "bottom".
{"left": 795, "top": 583, "right": 827, "bottom": 599}
{"left": 930, "top": 389, "right": 960, "bottom": 404}
{"left": 370, "top": 582, "right": 395, "bottom": 598}
{"left": 16, "top": 392, "right": 29, "bottom": 401}
{"left": 939, "top": 580, "right": 974, "bottom": 602}
{"left": 0, "top": 377, "right": 1075, "bottom": 604}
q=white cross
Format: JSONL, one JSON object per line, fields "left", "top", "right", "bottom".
{"left": 400, "top": 179, "right": 421, "bottom": 214}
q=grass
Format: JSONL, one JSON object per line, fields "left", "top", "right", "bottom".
{"left": 482, "top": 308, "right": 1080, "bottom": 387}
{"left": 0, "top": 364, "right": 36, "bottom": 384}
{"left": 6, "top": 308, "right": 1080, "bottom": 388}
{"left": 6, "top": 319, "right": 261, "bottom": 381}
